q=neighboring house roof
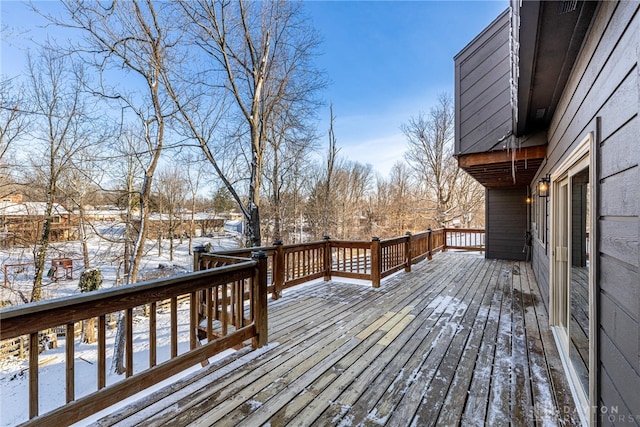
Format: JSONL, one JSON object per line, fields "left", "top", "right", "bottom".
{"left": 83, "top": 209, "right": 125, "bottom": 217}
{"left": 0, "top": 202, "right": 70, "bottom": 216}
{"left": 146, "top": 213, "right": 225, "bottom": 221}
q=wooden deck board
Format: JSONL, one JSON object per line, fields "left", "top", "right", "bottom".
{"left": 435, "top": 258, "right": 501, "bottom": 426}
{"left": 310, "top": 258, "right": 472, "bottom": 426}
{"left": 486, "top": 263, "right": 513, "bottom": 426}
{"left": 521, "top": 261, "right": 560, "bottom": 425}
{"left": 460, "top": 259, "right": 506, "bottom": 426}
{"left": 382, "top": 256, "right": 489, "bottom": 427}
{"left": 93, "top": 253, "right": 579, "bottom": 427}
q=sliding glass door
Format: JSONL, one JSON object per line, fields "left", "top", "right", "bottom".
{"left": 551, "top": 149, "right": 591, "bottom": 420}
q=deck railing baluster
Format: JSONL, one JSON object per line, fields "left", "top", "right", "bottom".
{"left": 126, "top": 308, "right": 133, "bottom": 378}
{"left": 170, "top": 297, "right": 178, "bottom": 358}
{"left": 150, "top": 303, "right": 157, "bottom": 367}
{"left": 98, "top": 315, "right": 106, "bottom": 390}
{"left": 66, "top": 323, "right": 75, "bottom": 403}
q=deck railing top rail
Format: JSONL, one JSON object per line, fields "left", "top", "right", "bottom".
{"left": 0, "top": 228, "right": 483, "bottom": 425}
{"left": 0, "top": 253, "right": 268, "bottom": 426}
{"left": 196, "top": 228, "right": 484, "bottom": 294}
{"left": 0, "top": 260, "right": 257, "bottom": 340}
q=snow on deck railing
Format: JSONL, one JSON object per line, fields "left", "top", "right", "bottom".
{"left": 0, "top": 253, "right": 268, "bottom": 426}
{"left": 197, "top": 228, "right": 484, "bottom": 294}
{"left": 0, "top": 229, "right": 484, "bottom": 425}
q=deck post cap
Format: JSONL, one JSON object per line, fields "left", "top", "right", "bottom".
{"left": 252, "top": 250, "right": 267, "bottom": 259}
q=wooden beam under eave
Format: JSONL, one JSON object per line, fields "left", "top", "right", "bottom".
{"left": 457, "top": 145, "right": 547, "bottom": 168}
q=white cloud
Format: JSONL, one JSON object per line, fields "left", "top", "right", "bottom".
{"left": 340, "top": 132, "right": 407, "bottom": 178}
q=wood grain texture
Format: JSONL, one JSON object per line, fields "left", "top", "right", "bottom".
{"left": 92, "top": 253, "right": 579, "bottom": 427}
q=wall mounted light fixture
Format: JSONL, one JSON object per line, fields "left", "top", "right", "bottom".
{"left": 538, "top": 176, "right": 550, "bottom": 197}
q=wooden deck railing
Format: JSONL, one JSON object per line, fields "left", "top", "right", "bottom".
{"left": 196, "top": 228, "right": 484, "bottom": 293}
{"left": 0, "top": 252, "right": 268, "bottom": 426}
{"left": 0, "top": 228, "right": 483, "bottom": 425}
{"left": 444, "top": 228, "right": 485, "bottom": 251}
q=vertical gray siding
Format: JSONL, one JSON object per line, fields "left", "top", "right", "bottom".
{"left": 454, "top": 10, "right": 512, "bottom": 155}
{"left": 485, "top": 187, "right": 528, "bottom": 260}
{"left": 529, "top": 2, "right": 640, "bottom": 420}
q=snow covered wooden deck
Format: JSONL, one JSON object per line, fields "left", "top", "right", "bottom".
{"left": 93, "top": 253, "right": 580, "bottom": 426}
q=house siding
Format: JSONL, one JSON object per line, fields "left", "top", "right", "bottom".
{"left": 454, "top": 10, "right": 512, "bottom": 156}
{"left": 532, "top": 238, "right": 549, "bottom": 312}
{"left": 485, "top": 187, "right": 527, "bottom": 261}
{"left": 529, "top": 1, "right": 640, "bottom": 421}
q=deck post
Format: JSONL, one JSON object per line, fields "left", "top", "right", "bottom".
{"left": 443, "top": 228, "right": 448, "bottom": 252}
{"left": 272, "top": 240, "right": 284, "bottom": 300}
{"left": 323, "top": 236, "right": 332, "bottom": 281}
{"left": 405, "top": 232, "right": 412, "bottom": 272}
{"left": 193, "top": 245, "right": 205, "bottom": 272}
{"left": 427, "top": 228, "right": 433, "bottom": 260}
{"left": 252, "top": 251, "right": 268, "bottom": 348}
{"left": 29, "top": 332, "right": 38, "bottom": 419}
{"left": 371, "top": 237, "right": 381, "bottom": 288}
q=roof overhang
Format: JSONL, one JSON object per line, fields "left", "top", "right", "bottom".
{"left": 515, "top": 1, "right": 598, "bottom": 136}
{"left": 457, "top": 145, "right": 547, "bottom": 188}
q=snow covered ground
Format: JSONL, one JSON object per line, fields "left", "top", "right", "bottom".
{"left": 0, "top": 223, "right": 241, "bottom": 426}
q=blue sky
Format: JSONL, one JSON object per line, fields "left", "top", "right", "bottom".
{"left": 1, "top": 1, "right": 508, "bottom": 178}
{"left": 304, "top": 0, "right": 508, "bottom": 176}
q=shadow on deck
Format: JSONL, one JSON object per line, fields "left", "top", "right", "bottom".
{"left": 93, "top": 253, "right": 580, "bottom": 426}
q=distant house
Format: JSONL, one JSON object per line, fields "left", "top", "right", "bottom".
{"left": 454, "top": 1, "right": 638, "bottom": 424}
{"left": 223, "top": 219, "right": 244, "bottom": 236}
{"left": 0, "top": 201, "right": 76, "bottom": 247}
{"left": 143, "top": 213, "right": 225, "bottom": 238}
{"left": 82, "top": 209, "right": 124, "bottom": 222}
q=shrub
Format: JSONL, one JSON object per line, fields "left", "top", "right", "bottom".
{"left": 78, "top": 269, "right": 102, "bottom": 293}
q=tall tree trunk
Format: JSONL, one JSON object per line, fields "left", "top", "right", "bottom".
{"left": 272, "top": 144, "right": 281, "bottom": 241}
{"left": 323, "top": 104, "right": 338, "bottom": 238}
{"left": 79, "top": 204, "right": 90, "bottom": 269}
{"left": 31, "top": 174, "right": 56, "bottom": 302}
{"left": 79, "top": 204, "right": 95, "bottom": 343}
{"left": 189, "top": 202, "right": 195, "bottom": 255}
{"left": 169, "top": 214, "right": 174, "bottom": 261}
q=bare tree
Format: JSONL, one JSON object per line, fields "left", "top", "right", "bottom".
{"left": 453, "top": 170, "right": 485, "bottom": 227}
{"left": 304, "top": 105, "right": 340, "bottom": 241}
{"left": 155, "top": 164, "right": 187, "bottom": 261}
{"left": 58, "top": 148, "right": 106, "bottom": 270}
{"left": 306, "top": 158, "right": 372, "bottom": 241}
{"left": 108, "top": 128, "right": 145, "bottom": 286}
{"left": 262, "top": 93, "right": 318, "bottom": 242}
{"left": 181, "top": 153, "right": 207, "bottom": 254}
{"left": 53, "top": 0, "right": 177, "bottom": 284}
{"left": 173, "top": 0, "right": 324, "bottom": 246}
{"left": 336, "top": 162, "right": 373, "bottom": 239}
{"left": 387, "top": 162, "right": 414, "bottom": 236}
{"left": 323, "top": 104, "right": 339, "bottom": 237}
{"left": 0, "top": 78, "right": 29, "bottom": 198}
{"left": 403, "top": 93, "right": 459, "bottom": 227}
{"left": 50, "top": 0, "right": 180, "bottom": 374}
{"left": 23, "top": 48, "right": 95, "bottom": 301}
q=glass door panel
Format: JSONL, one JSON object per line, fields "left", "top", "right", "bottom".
{"left": 569, "top": 167, "right": 590, "bottom": 398}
